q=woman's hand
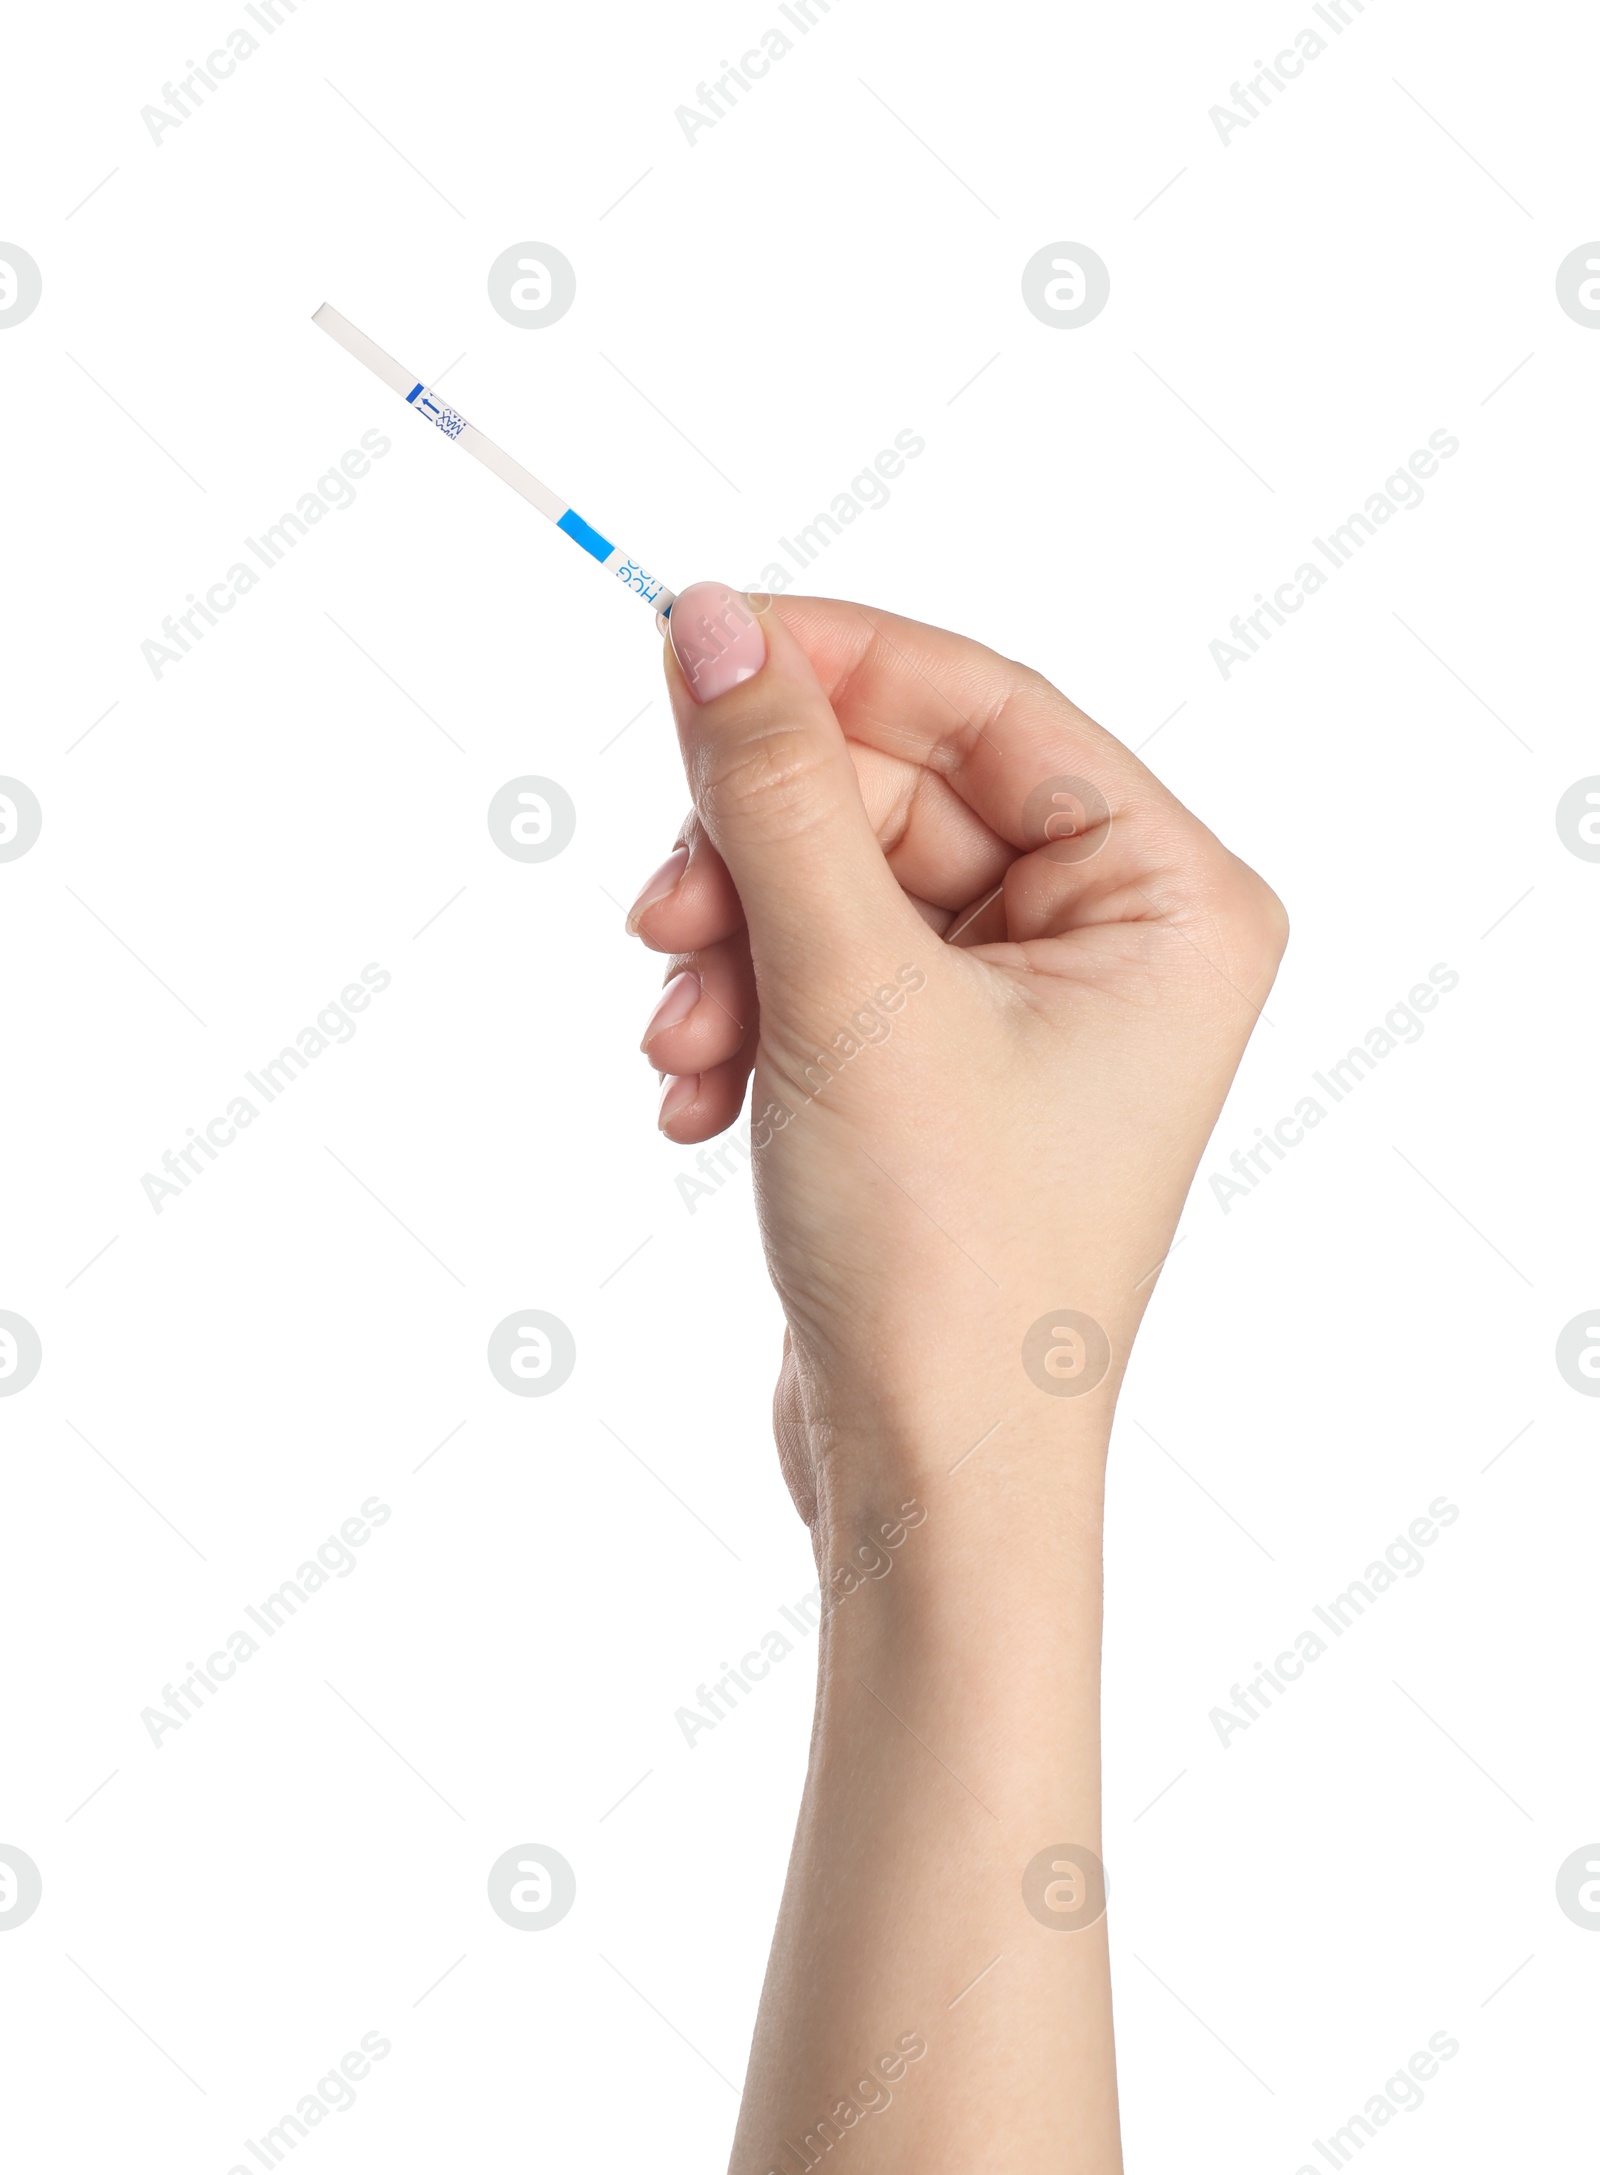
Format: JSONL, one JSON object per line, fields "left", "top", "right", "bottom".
{"left": 628, "top": 581, "right": 1285, "bottom": 2173}
{"left": 630, "top": 582, "right": 1287, "bottom": 1528}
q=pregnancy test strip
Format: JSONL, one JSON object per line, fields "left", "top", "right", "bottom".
{"left": 312, "top": 303, "right": 675, "bottom": 617}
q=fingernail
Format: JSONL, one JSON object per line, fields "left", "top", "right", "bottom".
{"left": 640, "top": 970, "right": 701, "bottom": 1051}
{"left": 625, "top": 845, "right": 690, "bottom": 935}
{"left": 669, "top": 581, "right": 766, "bottom": 704}
{"left": 658, "top": 1073, "right": 700, "bottom": 1129}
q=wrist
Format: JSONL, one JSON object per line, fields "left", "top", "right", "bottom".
{"left": 808, "top": 1391, "right": 1112, "bottom": 1537}
{"left": 808, "top": 1405, "right": 1111, "bottom": 1621}
{"left": 805, "top": 1428, "right": 1111, "bottom": 1839}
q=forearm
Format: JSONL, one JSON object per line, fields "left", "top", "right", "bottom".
{"left": 728, "top": 1419, "right": 1121, "bottom": 2175}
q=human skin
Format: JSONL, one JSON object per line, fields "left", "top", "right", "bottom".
{"left": 627, "top": 582, "right": 1287, "bottom": 2173}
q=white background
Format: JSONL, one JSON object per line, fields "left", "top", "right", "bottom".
{"left": 2, "top": 1, "right": 1596, "bottom": 2168}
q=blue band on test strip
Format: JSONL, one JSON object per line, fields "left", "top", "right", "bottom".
{"left": 406, "top": 382, "right": 423, "bottom": 403}
{"left": 557, "top": 508, "right": 616, "bottom": 563}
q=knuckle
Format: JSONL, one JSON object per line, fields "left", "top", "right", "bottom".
{"left": 1213, "top": 860, "right": 1291, "bottom": 980}
{"left": 695, "top": 723, "right": 837, "bottom": 845}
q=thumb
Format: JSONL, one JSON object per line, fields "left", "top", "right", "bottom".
{"left": 662, "top": 582, "right": 922, "bottom": 989}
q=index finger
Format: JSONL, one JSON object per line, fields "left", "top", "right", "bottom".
{"left": 766, "top": 591, "right": 1200, "bottom": 864}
